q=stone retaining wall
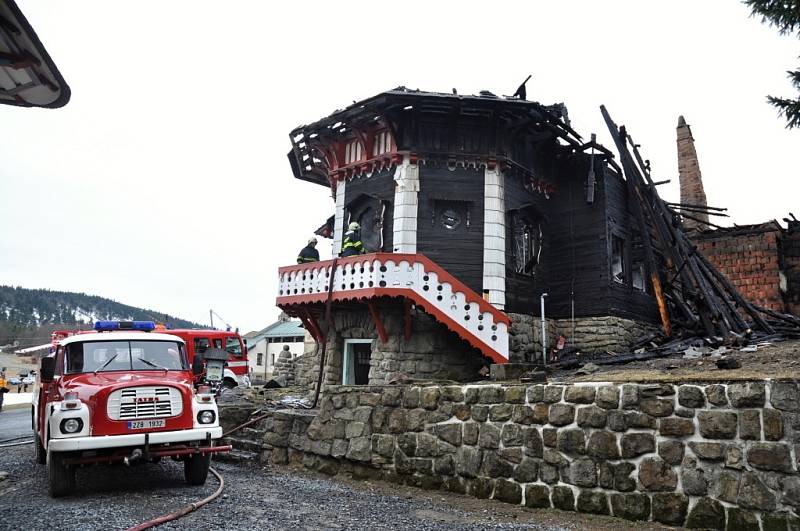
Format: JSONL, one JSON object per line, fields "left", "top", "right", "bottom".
{"left": 249, "top": 380, "right": 800, "bottom": 529}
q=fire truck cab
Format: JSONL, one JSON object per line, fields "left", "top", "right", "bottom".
{"left": 34, "top": 321, "right": 230, "bottom": 497}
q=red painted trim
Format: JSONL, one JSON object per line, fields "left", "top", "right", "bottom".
{"left": 278, "top": 253, "right": 510, "bottom": 325}
{"left": 277, "top": 286, "right": 508, "bottom": 363}
{"left": 366, "top": 300, "right": 388, "bottom": 343}
{"left": 300, "top": 308, "right": 324, "bottom": 344}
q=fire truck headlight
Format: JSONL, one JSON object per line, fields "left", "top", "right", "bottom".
{"left": 197, "top": 410, "right": 216, "bottom": 425}
{"left": 60, "top": 418, "right": 84, "bottom": 434}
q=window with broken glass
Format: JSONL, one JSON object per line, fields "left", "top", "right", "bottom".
{"left": 611, "top": 234, "right": 626, "bottom": 284}
{"left": 507, "top": 210, "right": 541, "bottom": 276}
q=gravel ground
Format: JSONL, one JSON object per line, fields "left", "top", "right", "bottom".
{"left": 0, "top": 444, "right": 670, "bottom": 531}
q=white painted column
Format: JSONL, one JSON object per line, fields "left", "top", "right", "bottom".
{"left": 392, "top": 155, "right": 420, "bottom": 253}
{"left": 332, "top": 178, "right": 347, "bottom": 256}
{"left": 483, "top": 165, "right": 506, "bottom": 309}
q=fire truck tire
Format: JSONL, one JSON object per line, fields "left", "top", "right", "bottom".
{"left": 184, "top": 453, "right": 211, "bottom": 485}
{"left": 222, "top": 377, "right": 237, "bottom": 389}
{"left": 35, "top": 434, "right": 46, "bottom": 464}
{"left": 48, "top": 451, "right": 76, "bottom": 497}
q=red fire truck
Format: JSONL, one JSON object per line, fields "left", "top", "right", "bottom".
{"left": 34, "top": 321, "right": 230, "bottom": 497}
{"left": 164, "top": 328, "right": 250, "bottom": 389}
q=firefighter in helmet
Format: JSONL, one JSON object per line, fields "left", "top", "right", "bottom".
{"left": 341, "top": 221, "right": 365, "bottom": 257}
{"left": 297, "top": 237, "right": 320, "bottom": 264}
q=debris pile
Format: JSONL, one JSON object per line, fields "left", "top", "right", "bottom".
{"left": 556, "top": 108, "right": 800, "bottom": 369}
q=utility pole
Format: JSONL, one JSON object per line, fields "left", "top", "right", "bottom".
{"left": 209, "top": 309, "right": 214, "bottom": 329}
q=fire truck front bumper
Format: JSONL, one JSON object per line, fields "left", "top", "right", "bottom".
{"left": 48, "top": 427, "right": 223, "bottom": 452}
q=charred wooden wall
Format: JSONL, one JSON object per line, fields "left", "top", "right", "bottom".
{"left": 417, "top": 165, "right": 485, "bottom": 294}
{"left": 343, "top": 167, "right": 395, "bottom": 253}
{"left": 603, "top": 168, "right": 660, "bottom": 323}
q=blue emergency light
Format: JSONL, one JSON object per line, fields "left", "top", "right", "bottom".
{"left": 94, "top": 320, "right": 156, "bottom": 332}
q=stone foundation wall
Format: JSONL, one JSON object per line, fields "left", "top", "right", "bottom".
{"left": 508, "top": 313, "right": 656, "bottom": 362}
{"left": 253, "top": 380, "right": 800, "bottom": 529}
{"left": 291, "top": 306, "right": 486, "bottom": 396}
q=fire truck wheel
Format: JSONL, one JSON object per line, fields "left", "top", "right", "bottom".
{"left": 184, "top": 453, "right": 211, "bottom": 485}
{"left": 48, "top": 451, "right": 76, "bottom": 497}
{"left": 222, "top": 377, "right": 237, "bottom": 389}
{"left": 35, "top": 434, "right": 46, "bottom": 464}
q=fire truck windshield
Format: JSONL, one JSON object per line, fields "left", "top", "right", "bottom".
{"left": 65, "top": 340, "right": 189, "bottom": 374}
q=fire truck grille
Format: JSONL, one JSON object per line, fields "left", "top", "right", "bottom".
{"left": 106, "top": 386, "right": 183, "bottom": 420}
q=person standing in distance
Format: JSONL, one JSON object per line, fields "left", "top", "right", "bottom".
{"left": 297, "top": 237, "right": 320, "bottom": 264}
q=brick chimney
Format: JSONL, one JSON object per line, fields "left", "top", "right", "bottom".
{"left": 676, "top": 116, "right": 709, "bottom": 231}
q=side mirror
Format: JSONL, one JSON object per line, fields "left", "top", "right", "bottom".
{"left": 41, "top": 357, "right": 56, "bottom": 383}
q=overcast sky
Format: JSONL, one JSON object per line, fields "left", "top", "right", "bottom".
{"left": 1, "top": 0, "right": 797, "bottom": 333}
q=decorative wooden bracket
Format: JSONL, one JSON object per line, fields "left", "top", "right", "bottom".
{"left": 366, "top": 300, "right": 388, "bottom": 343}
{"left": 299, "top": 308, "right": 325, "bottom": 344}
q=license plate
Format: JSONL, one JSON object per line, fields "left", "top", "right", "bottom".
{"left": 127, "top": 419, "right": 166, "bottom": 430}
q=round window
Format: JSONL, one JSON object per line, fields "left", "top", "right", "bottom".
{"left": 440, "top": 209, "right": 461, "bottom": 230}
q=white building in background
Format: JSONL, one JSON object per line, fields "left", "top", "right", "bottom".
{"left": 244, "top": 319, "right": 305, "bottom": 380}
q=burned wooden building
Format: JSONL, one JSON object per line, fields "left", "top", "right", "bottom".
{"left": 276, "top": 87, "right": 661, "bottom": 387}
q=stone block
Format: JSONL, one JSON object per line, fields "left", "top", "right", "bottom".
{"left": 434, "top": 454, "right": 455, "bottom": 476}
{"left": 727, "top": 382, "right": 766, "bottom": 408}
{"left": 416, "top": 433, "right": 439, "bottom": 457}
{"left": 607, "top": 410, "right": 627, "bottom": 431}
{"left": 698, "top": 410, "right": 738, "bottom": 439}
{"left": 523, "top": 427, "right": 543, "bottom": 458}
{"left": 397, "top": 433, "right": 416, "bottom": 456}
{"left": 676, "top": 407, "right": 696, "bottom": 418}
{"left": 359, "top": 393, "right": 381, "bottom": 407}
{"left": 455, "top": 446, "right": 482, "bottom": 478}
{"left": 651, "top": 493, "right": 688, "bottom": 526}
{"left": 658, "top": 440, "right": 684, "bottom": 465}
{"left": 678, "top": 385, "right": 706, "bottom": 408}
{"left": 406, "top": 409, "right": 426, "bottom": 432}
{"left": 345, "top": 436, "right": 372, "bottom": 461}
{"left": 706, "top": 384, "right": 728, "bottom": 406}
{"left": 764, "top": 409, "right": 784, "bottom": 441}
{"left": 747, "top": 442, "right": 793, "bottom": 472}
{"left": 726, "top": 446, "right": 744, "bottom": 469}
{"left": 386, "top": 409, "right": 406, "bottom": 433}
{"left": 621, "top": 432, "right": 655, "bottom": 458}
{"left": 551, "top": 485, "right": 575, "bottom": 511}
{"left": 610, "top": 493, "right": 651, "bottom": 522}
{"left": 638, "top": 457, "right": 677, "bottom": 491}
{"left": 690, "top": 441, "right": 726, "bottom": 461}
{"left": 556, "top": 428, "right": 586, "bottom": 455}
{"left": 524, "top": 484, "right": 551, "bottom": 508}
{"left": 419, "top": 387, "right": 440, "bottom": 410}
{"left": 478, "top": 423, "right": 501, "bottom": 449}
{"left": 640, "top": 384, "right": 675, "bottom": 397}
{"left": 739, "top": 410, "right": 761, "bottom": 440}
{"left": 570, "top": 457, "right": 597, "bottom": 487}
{"left": 614, "top": 462, "right": 636, "bottom": 492}
{"left": 465, "top": 477, "right": 494, "bottom": 499}
{"left": 726, "top": 508, "right": 760, "bottom": 531}
{"left": 511, "top": 405, "right": 535, "bottom": 425}
{"left": 770, "top": 382, "right": 800, "bottom": 411}
{"left": 596, "top": 385, "right": 620, "bottom": 409}
{"left": 682, "top": 467, "right": 708, "bottom": 495}
{"left": 331, "top": 439, "right": 349, "bottom": 459}
{"left": 402, "top": 387, "right": 420, "bottom": 408}
{"left": 499, "top": 447, "right": 523, "bottom": 464}
{"left": 463, "top": 422, "right": 479, "bottom": 446}
{"left": 543, "top": 385, "right": 564, "bottom": 403}
{"left": 587, "top": 431, "right": 619, "bottom": 460}
{"left": 599, "top": 462, "right": 614, "bottom": 488}
{"left": 489, "top": 404, "right": 513, "bottom": 422}
{"left": 464, "top": 387, "right": 480, "bottom": 404}
{"left": 345, "top": 421, "right": 368, "bottom": 438}
{"left": 714, "top": 471, "right": 740, "bottom": 503}
{"left": 482, "top": 451, "right": 514, "bottom": 478}
{"left": 782, "top": 476, "right": 800, "bottom": 508}
{"left": 436, "top": 424, "right": 462, "bottom": 446}
{"left": 576, "top": 405, "right": 607, "bottom": 428}
{"left": 639, "top": 398, "right": 674, "bottom": 417}
{"left": 513, "top": 457, "right": 539, "bottom": 483}
{"left": 659, "top": 417, "right": 695, "bottom": 437}
{"left": 542, "top": 428, "right": 557, "bottom": 448}
{"left": 548, "top": 403, "right": 575, "bottom": 426}
{"left": 565, "top": 385, "right": 596, "bottom": 404}
{"left": 540, "top": 463, "right": 559, "bottom": 484}
{"left": 625, "top": 411, "right": 656, "bottom": 428}
{"left": 441, "top": 385, "right": 464, "bottom": 403}
{"left": 532, "top": 403, "right": 549, "bottom": 424}
{"left": 471, "top": 405, "right": 488, "bottom": 422}
{"left": 503, "top": 385, "right": 527, "bottom": 404}
{"left": 527, "top": 384, "right": 545, "bottom": 403}
{"left": 478, "top": 386, "right": 505, "bottom": 404}
{"left": 490, "top": 363, "right": 537, "bottom": 381}
{"left": 493, "top": 479, "right": 522, "bottom": 504}
{"left": 501, "top": 424, "right": 523, "bottom": 447}
{"left": 737, "top": 472, "right": 776, "bottom": 511}
{"left": 686, "top": 497, "right": 725, "bottom": 530}
{"left": 576, "top": 490, "right": 609, "bottom": 515}
{"left": 621, "top": 384, "right": 639, "bottom": 408}
{"left": 372, "top": 434, "right": 394, "bottom": 457}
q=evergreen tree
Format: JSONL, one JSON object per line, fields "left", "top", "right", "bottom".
{"left": 744, "top": 0, "right": 800, "bottom": 128}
